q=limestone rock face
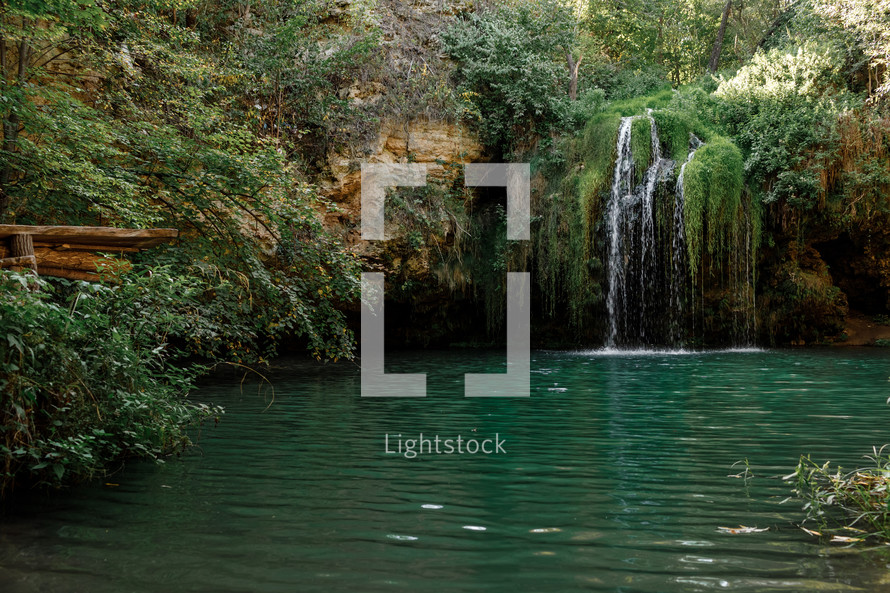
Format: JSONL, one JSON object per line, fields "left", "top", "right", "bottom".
{"left": 321, "top": 118, "right": 484, "bottom": 225}
{"left": 317, "top": 116, "right": 485, "bottom": 324}
{"left": 304, "top": 0, "right": 491, "bottom": 341}
{"left": 316, "top": 0, "right": 486, "bottom": 232}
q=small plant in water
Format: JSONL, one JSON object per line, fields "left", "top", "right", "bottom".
{"left": 730, "top": 458, "right": 753, "bottom": 482}
{"left": 786, "top": 445, "right": 890, "bottom": 543}
{"left": 729, "top": 458, "right": 754, "bottom": 497}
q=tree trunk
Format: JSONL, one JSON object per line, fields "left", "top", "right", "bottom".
{"left": 0, "top": 35, "right": 30, "bottom": 221}
{"left": 9, "top": 233, "right": 37, "bottom": 273}
{"left": 0, "top": 110, "right": 20, "bottom": 220}
{"left": 566, "top": 52, "right": 582, "bottom": 101}
{"left": 708, "top": 0, "right": 732, "bottom": 73}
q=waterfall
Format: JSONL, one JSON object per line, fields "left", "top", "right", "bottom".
{"left": 605, "top": 117, "right": 634, "bottom": 347}
{"left": 604, "top": 114, "right": 677, "bottom": 348}
{"left": 670, "top": 135, "right": 701, "bottom": 344}
{"left": 603, "top": 115, "right": 758, "bottom": 349}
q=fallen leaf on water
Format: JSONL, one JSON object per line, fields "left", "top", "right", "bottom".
{"left": 717, "top": 525, "right": 769, "bottom": 534}
{"left": 830, "top": 535, "right": 863, "bottom": 543}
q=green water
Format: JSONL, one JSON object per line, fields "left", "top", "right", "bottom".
{"left": 2, "top": 349, "right": 890, "bottom": 592}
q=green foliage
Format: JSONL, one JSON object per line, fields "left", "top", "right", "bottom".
{"left": 582, "top": 0, "right": 763, "bottom": 84}
{"left": 787, "top": 446, "right": 890, "bottom": 543}
{"left": 236, "top": 0, "right": 382, "bottom": 163}
{"left": 630, "top": 117, "right": 652, "bottom": 184}
{"left": 683, "top": 136, "right": 746, "bottom": 272}
{"left": 652, "top": 108, "right": 700, "bottom": 162}
{"left": 716, "top": 43, "right": 858, "bottom": 208}
{"left": 562, "top": 88, "right": 606, "bottom": 129}
{"left": 2, "top": 0, "right": 107, "bottom": 38}
{"left": 765, "top": 0, "right": 890, "bottom": 99}
{"left": 584, "top": 60, "right": 671, "bottom": 101}
{"left": 717, "top": 43, "right": 846, "bottom": 106}
{"left": 599, "top": 89, "right": 675, "bottom": 116}
{"left": 0, "top": 0, "right": 368, "bottom": 497}
{"left": 574, "top": 112, "right": 623, "bottom": 206}
{"left": 1, "top": 1, "right": 360, "bottom": 363}
{"left": 441, "top": 0, "right": 576, "bottom": 153}
{"left": 0, "top": 270, "right": 221, "bottom": 495}
{"left": 650, "top": 89, "right": 720, "bottom": 161}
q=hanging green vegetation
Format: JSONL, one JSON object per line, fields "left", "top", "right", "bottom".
{"left": 652, "top": 109, "right": 703, "bottom": 162}
{"left": 575, "top": 112, "right": 623, "bottom": 210}
{"left": 682, "top": 137, "right": 746, "bottom": 274}
{"left": 630, "top": 117, "right": 652, "bottom": 184}
{"left": 531, "top": 111, "right": 621, "bottom": 334}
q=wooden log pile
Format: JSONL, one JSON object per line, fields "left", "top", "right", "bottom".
{"left": 0, "top": 225, "right": 178, "bottom": 281}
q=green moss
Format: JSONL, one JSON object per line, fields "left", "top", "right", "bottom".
{"left": 630, "top": 117, "right": 652, "bottom": 184}
{"left": 683, "top": 136, "right": 746, "bottom": 274}
{"left": 601, "top": 89, "right": 674, "bottom": 117}
{"left": 652, "top": 109, "right": 694, "bottom": 162}
{"left": 577, "top": 112, "right": 621, "bottom": 200}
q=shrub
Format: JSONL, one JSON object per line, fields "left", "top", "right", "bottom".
{"left": 0, "top": 270, "right": 221, "bottom": 496}
{"left": 583, "top": 60, "right": 671, "bottom": 101}
{"left": 441, "top": 0, "right": 576, "bottom": 154}
{"left": 561, "top": 88, "right": 606, "bottom": 130}
{"left": 715, "top": 43, "right": 858, "bottom": 208}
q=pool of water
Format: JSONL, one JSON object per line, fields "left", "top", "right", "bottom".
{"left": 2, "top": 348, "right": 890, "bottom": 592}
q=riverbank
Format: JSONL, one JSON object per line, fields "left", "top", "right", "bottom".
{"left": 833, "top": 311, "right": 890, "bottom": 346}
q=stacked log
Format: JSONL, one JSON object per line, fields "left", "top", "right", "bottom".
{"left": 0, "top": 225, "right": 178, "bottom": 281}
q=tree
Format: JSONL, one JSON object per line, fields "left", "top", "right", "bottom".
{"left": 442, "top": 0, "right": 577, "bottom": 151}
{"left": 567, "top": 50, "right": 583, "bottom": 100}
{"left": 0, "top": 0, "right": 106, "bottom": 220}
{"left": 708, "top": 0, "right": 733, "bottom": 72}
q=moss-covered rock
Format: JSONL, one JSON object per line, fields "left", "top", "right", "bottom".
{"left": 759, "top": 244, "right": 848, "bottom": 345}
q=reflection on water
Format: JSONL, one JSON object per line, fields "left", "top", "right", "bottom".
{"left": 2, "top": 349, "right": 890, "bottom": 592}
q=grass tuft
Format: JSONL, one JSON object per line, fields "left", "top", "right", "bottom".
{"left": 787, "top": 446, "right": 890, "bottom": 543}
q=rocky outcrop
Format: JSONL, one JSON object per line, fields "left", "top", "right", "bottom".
{"left": 315, "top": 0, "right": 486, "bottom": 245}
{"left": 321, "top": 117, "right": 484, "bottom": 238}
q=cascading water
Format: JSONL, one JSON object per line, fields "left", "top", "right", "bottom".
{"left": 603, "top": 115, "right": 756, "bottom": 349}
{"left": 605, "top": 114, "right": 678, "bottom": 348}
{"left": 670, "top": 135, "right": 701, "bottom": 344}
{"left": 605, "top": 117, "right": 635, "bottom": 347}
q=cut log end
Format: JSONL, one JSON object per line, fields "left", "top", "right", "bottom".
{"left": 0, "top": 254, "right": 38, "bottom": 269}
